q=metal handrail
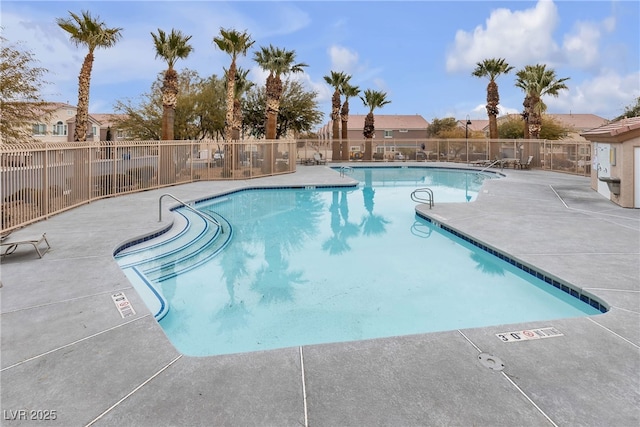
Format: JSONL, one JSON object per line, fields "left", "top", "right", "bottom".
{"left": 159, "top": 193, "right": 223, "bottom": 233}
{"left": 479, "top": 159, "right": 502, "bottom": 173}
{"left": 339, "top": 166, "right": 354, "bottom": 177}
{"left": 411, "top": 187, "right": 434, "bottom": 209}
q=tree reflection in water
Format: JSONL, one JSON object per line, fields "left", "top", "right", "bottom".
{"left": 360, "top": 169, "right": 390, "bottom": 236}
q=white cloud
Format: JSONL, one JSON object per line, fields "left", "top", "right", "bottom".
{"left": 562, "top": 22, "right": 602, "bottom": 69}
{"left": 328, "top": 45, "right": 359, "bottom": 74}
{"left": 551, "top": 69, "right": 640, "bottom": 118}
{"left": 446, "top": 0, "right": 560, "bottom": 72}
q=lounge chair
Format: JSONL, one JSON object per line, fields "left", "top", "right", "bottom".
{"left": 1, "top": 232, "right": 51, "bottom": 258}
{"left": 469, "top": 159, "right": 490, "bottom": 167}
{"left": 517, "top": 156, "right": 534, "bottom": 169}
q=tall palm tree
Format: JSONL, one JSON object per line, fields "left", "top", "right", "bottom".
{"left": 151, "top": 28, "right": 193, "bottom": 141}
{"left": 323, "top": 71, "right": 350, "bottom": 160}
{"left": 224, "top": 67, "right": 253, "bottom": 140}
{"left": 56, "top": 10, "right": 122, "bottom": 142}
{"left": 472, "top": 58, "right": 513, "bottom": 141}
{"left": 254, "top": 45, "right": 307, "bottom": 140}
{"left": 213, "top": 28, "right": 254, "bottom": 142}
{"left": 340, "top": 82, "right": 360, "bottom": 160}
{"left": 360, "top": 89, "right": 391, "bottom": 161}
{"left": 515, "top": 64, "right": 570, "bottom": 139}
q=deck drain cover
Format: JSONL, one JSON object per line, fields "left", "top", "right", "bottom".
{"left": 478, "top": 353, "right": 505, "bottom": 371}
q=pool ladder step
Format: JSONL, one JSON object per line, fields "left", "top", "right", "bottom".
{"left": 117, "top": 209, "right": 232, "bottom": 282}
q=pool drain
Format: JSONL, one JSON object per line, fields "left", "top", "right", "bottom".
{"left": 478, "top": 353, "right": 505, "bottom": 371}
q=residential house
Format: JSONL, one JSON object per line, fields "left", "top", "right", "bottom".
{"left": 30, "top": 103, "right": 100, "bottom": 143}
{"left": 318, "top": 114, "right": 430, "bottom": 159}
{"left": 468, "top": 113, "right": 608, "bottom": 140}
{"left": 27, "top": 102, "right": 130, "bottom": 143}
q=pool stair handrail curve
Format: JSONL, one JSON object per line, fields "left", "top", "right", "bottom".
{"left": 339, "top": 165, "right": 354, "bottom": 177}
{"left": 479, "top": 159, "right": 503, "bottom": 173}
{"left": 159, "top": 193, "right": 223, "bottom": 233}
{"left": 411, "top": 187, "right": 434, "bottom": 209}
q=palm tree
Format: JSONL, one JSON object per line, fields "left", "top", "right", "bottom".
{"left": 515, "top": 64, "right": 569, "bottom": 139}
{"left": 323, "top": 71, "right": 350, "bottom": 160}
{"left": 56, "top": 10, "right": 122, "bottom": 142}
{"left": 213, "top": 28, "right": 254, "bottom": 142}
{"left": 472, "top": 58, "right": 513, "bottom": 141}
{"left": 340, "top": 82, "right": 360, "bottom": 160}
{"left": 360, "top": 89, "right": 391, "bottom": 161}
{"left": 224, "top": 67, "right": 253, "bottom": 140}
{"left": 151, "top": 28, "right": 193, "bottom": 141}
{"left": 254, "top": 45, "right": 307, "bottom": 140}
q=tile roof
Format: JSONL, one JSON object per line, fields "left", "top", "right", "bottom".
{"left": 343, "top": 114, "right": 429, "bottom": 130}
{"left": 581, "top": 116, "right": 640, "bottom": 137}
{"left": 547, "top": 113, "right": 609, "bottom": 131}
{"left": 472, "top": 113, "right": 608, "bottom": 132}
{"left": 31, "top": 102, "right": 76, "bottom": 117}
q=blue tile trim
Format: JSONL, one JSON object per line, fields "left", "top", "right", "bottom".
{"left": 331, "top": 165, "right": 506, "bottom": 177}
{"left": 191, "top": 184, "right": 358, "bottom": 206}
{"left": 131, "top": 266, "right": 168, "bottom": 321}
{"left": 416, "top": 212, "right": 608, "bottom": 313}
{"left": 113, "top": 223, "right": 173, "bottom": 256}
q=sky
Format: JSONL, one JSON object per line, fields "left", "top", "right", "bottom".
{"left": 2, "top": 0, "right": 639, "bottom": 128}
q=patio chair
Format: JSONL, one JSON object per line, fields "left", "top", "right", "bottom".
{"left": 517, "top": 156, "right": 534, "bottom": 169}
{"left": 1, "top": 232, "right": 51, "bottom": 259}
{"left": 313, "top": 153, "right": 327, "bottom": 165}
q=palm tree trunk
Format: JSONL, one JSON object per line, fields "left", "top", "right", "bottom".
{"left": 160, "top": 68, "right": 178, "bottom": 184}
{"left": 522, "top": 95, "right": 532, "bottom": 139}
{"left": 486, "top": 81, "right": 499, "bottom": 140}
{"left": 364, "top": 138, "right": 373, "bottom": 161}
{"left": 331, "top": 91, "right": 341, "bottom": 161}
{"left": 340, "top": 100, "right": 350, "bottom": 160}
{"left": 363, "top": 113, "right": 375, "bottom": 161}
{"left": 75, "top": 52, "right": 94, "bottom": 142}
{"left": 225, "top": 63, "right": 236, "bottom": 142}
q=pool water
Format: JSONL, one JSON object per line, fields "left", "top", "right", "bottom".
{"left": 116, "top": 167, "right": 601, "bottom": 356}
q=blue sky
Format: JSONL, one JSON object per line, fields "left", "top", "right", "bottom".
{"left": 3, "top": 0, "right": 639, "bottom": 127}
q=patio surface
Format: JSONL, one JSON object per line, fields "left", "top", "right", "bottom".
{"left": 1, "top": 162, "right": 639, "bottom": 426}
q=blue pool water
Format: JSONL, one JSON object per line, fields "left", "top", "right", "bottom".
{"left": 116, "top": 167, "right": 602, "bottom": 356}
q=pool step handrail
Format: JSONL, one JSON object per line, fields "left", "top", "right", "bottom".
{"left": 339, "top": 165, "right": 354, "bottom": 177}
{"left": 159, "top": 193, "right": 223, "bottom": 233}
{"left": 479, "top": 159, "right": 502, "bottom": 173}
{"left": 411, "top": 187, "right": 434, "bottom": 209}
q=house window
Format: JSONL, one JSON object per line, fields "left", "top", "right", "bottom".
{"left": 53, "top": 121, "right": 67, "bottom": 136}
{"left": 384, "top": 130, "right": 393, "bottom": 138}
{"left": 399, "top": 129, "right": 408, "bottom": 133}
{"left": 32, "top": 123, "right": 46, "bottom": 135}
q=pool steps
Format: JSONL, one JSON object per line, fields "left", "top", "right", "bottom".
{"left": 115, "top": 207, "right": 232, "bottom": 320}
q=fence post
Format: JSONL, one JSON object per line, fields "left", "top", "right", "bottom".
{"left": 43, "top": 143, "right": 49, "bottom": 218}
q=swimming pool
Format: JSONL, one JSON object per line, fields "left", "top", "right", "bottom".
{"left": 116, "top": 167, "right": 603, "bottom": 356}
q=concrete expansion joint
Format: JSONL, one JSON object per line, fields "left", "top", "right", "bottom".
{"left": 458, "top": 330, "right": 559, "bottom": 427}
{"left": 0, "top": 314, "right": 151, "bottom": 372}
{"left": 0, "top": 286, "right": 135, "bottom": 315}
{"left": 587, "top": 317, "right": 640, "bottom": 350}
{"left": 85, "top": 354, "right": 183, "bottom": 427}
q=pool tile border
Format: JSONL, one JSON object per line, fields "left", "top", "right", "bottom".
{"left": 417, "top": 212, "right": 609, "bottom": 314}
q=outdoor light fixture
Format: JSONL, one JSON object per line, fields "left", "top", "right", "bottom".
{"left": 465, "top": 115, "right": 472, "bottom": 140}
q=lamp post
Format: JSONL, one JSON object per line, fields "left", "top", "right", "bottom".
{"left": 465, "top": 115, "right": 471, "bottom": 140}
{"left": 465, "top": 115, "right": 471, "bottom": 164}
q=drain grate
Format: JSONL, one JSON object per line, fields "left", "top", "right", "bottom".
{"left": 478, "top": 353, "right": 505, "bottom": 371}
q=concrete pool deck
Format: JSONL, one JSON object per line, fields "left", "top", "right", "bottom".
{"left": 1, "top": 163, "right": 638, "bottom": 426}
